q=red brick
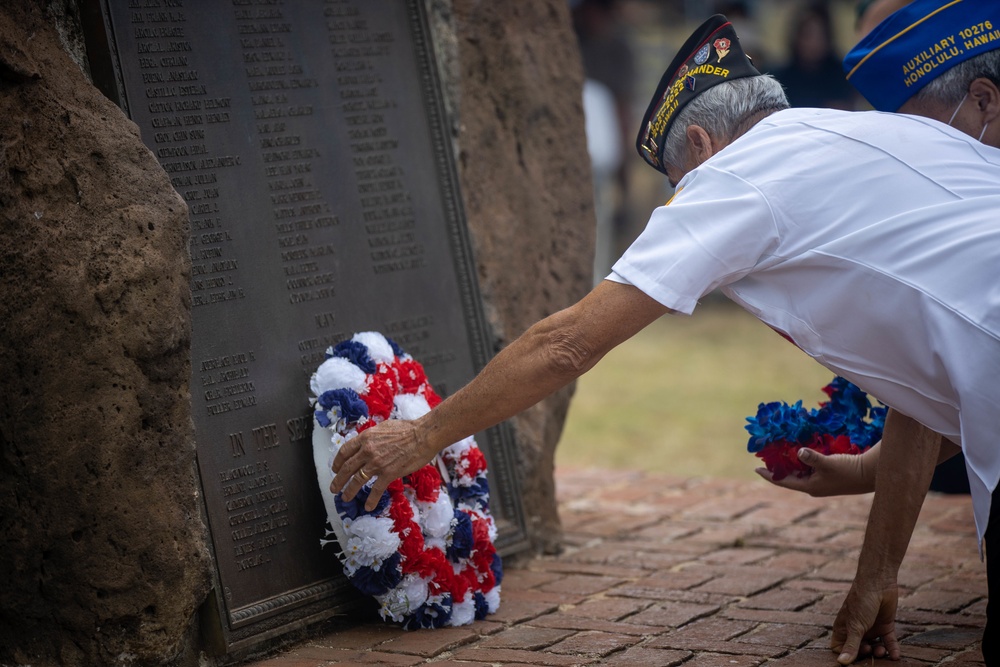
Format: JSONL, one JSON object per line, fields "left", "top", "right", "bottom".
{"left": 754, "top": 523, "right": 841, "bottom": 547}
{"left": 899, "top": 589, "right": 983, "bottom": 614}
{"left": 698, "top": 547, "right": 775, "bottom": 566}
{"left": 544, "top": 630, "right": 641, "bottom": 657}
{"left": 376, "top": 624, "right": 482, "bottom": 657}
{"left": 624, "top": 601, "right": 719, "bottom": 628}
{"left": 266, "top": 648, "right": 423, "bottom": 665}
{"left": 528, "top": 559, "right": 646, "bottom": 579}
{"left": 244, "top": 657, "right": 326, "bottom": 667}
{"left": 682, "top": 497, "right": 761, "bottom": 522}
{"left": 809, "top": 558, "right": 859, "bottom": 583}
{"left": 600, "top": 646, "right": 691, "bottom": 666}
{"left": 476, "top": 625, "right": 575, "bottom": 650}
{"left": 529, "top": 611, "right": 662, "bottom": 637}
{"left": 682, "top": 653, "right": 765, "bottom": 667}
{"left": 448, "top": 647, "right": 594, "bottom": 665}
{"left": 562, "top": 596, "right": 650, "bottom": 621}
{"left": 646, "top": 635, "right": 785, "bottom": 658}
{"left": 723, "top": 606, "right": 832, "bottom": 628}
{"left": 487, "top": 594, "right": 560, "bottom": 625}
{"left": 734, "top": 622, "right": 826, "bottom": 648}
{"left": 738, "top": 587, "right": 822, "bottom": 612}
{"left": 902, "top": 627, "right": 984, "bottom": 650}
{"left": 499, "top": 568, "right": 565, "bottom": 591}
{"left": 691, "top": 567, "right": 787, "bottom": 597}
{"left": 608, "top": 570, "right": 716, "bottom": 599}
{"left": 537, "top": 573, "right": 627, "bottom": 598}
{"left": 305, "top": 623, "right": 403, "bottom": 650}
{"left": 757, "top": 550, "right": 832, "bottom": 574}
{"left": 738, "top": 502, "right": 821, "bottom": 526}
{"left": 761, "top": 648, "right": 848, "bottom": 666}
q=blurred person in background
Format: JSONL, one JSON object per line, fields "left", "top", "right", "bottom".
{"left": 770, "top": 1, "right": 856, "bottom": 109}
{"left": 572, "top": 0, "right": 637, "bottom": 283}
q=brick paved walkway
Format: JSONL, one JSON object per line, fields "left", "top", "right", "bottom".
{"left": 242, "top": 467, "right": 986, "bottom": 666}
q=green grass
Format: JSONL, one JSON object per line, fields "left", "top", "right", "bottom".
{"left": 556, "top": 299, "right": 836, "bottom": 480}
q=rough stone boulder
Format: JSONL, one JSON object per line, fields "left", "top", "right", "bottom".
{"left": 0, "top": 0, "right": 592, "bottom": 664}
{"left": 0, "top": 4, "right": 212, "bottom": 665}
{"left": 449, "top": 0, "right": 594, "bottom": 554}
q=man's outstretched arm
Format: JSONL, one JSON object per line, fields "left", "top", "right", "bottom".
{"left": 330, "top": 279, "right": 671, "bottom": 510}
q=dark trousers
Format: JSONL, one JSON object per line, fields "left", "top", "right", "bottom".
{"left": 985, "top": 484, "right": 1000, "bottom": 666}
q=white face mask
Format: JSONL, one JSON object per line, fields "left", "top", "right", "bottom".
{"left": 947, "top": 92, "right": 968, "bottom": 126}
{"left": 947, "top": 91, "right": 989, "bottom": 141}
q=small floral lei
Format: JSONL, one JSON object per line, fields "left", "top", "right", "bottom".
{"left": 745, "top": 376, "right": 887, "bottom": 480}
{"left": 309, "top": 331, "right": 501, "bottom": 629}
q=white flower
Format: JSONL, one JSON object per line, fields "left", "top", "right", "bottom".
{"left": 393, "top": 393, "right": 431, "bottom": 420}
{"left": 419, "top": 493, "right": 455, "bottom": 539}
{"left": 485, "top": 586, "right": 501, "bottom": 613}
{"left": 442, "top": 436, "right": 475, "bottom": 459}
{"left": 352, "top": 332, "right": 396, "bottom": 364}
{"left": 341, "top": 516, "right": 400, "bottom": 573}
{"left": 450, "top": 592, "right": 475, "bottom": 627}
{"left": 377, "top": 574, "right": 429, "bottom": 622}
{"left": 310, "top": 356, "right": 367, "bottom": 396}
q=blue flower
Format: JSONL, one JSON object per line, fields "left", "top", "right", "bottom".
{"left": 490, "top": 552, "right": 504, "bottom": 586}
{"left": 446, "top": 510, "right": 474, "bottom": 562}
{"left": 318, "top": 388, "right": 369, "bottom": 424}
{"left": 824, "top": 377, "right": 873, "bottom": 423}
{"left": 336, "top": 485, "right": 391, "bottom": 520}
{"left": 385, "top": 336, "right": 406, "bottom": 358}
{"left": 747, "top": 377, "right": 887, "bottom": 454}
{"left": 402, "top": 594, "right": 453, "bottom": 629}
{"left": 329, "top": 340, "right": 377, "bottom": 373}
{"left": 745, "top": 400, "right": 813, "bottom": 452}
{"left": 315, "top": 409, "right": 332, "bottom": 428}
{"left": 447, "top": 478, "right": 490, "bottom": 507}
{"left": 350, "top": 552, "right": 403, "bottom": 596}
{"left": 473, "top": 592, "right": 490, "bottom": 620}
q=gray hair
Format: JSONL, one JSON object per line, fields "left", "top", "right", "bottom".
{"left": 911, "top": 49, "right": 1000, "bottom": 107}
{"left": 662, "top": 74, "right": 789, "bottom": 169}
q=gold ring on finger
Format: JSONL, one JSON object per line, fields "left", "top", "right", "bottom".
{"left": 356, "top": 467, "right": 371, "bottom": 482}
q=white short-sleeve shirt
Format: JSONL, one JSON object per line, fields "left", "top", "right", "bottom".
{"left": 611, "top": 108, "right": 1000, "bottom": 543}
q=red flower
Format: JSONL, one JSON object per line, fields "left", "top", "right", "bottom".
{"left": 755, "top": 440, "right": 807, "bottom": 481}
{"left": 363, "top": 372, "right": 396, "bottom": 421}
{"left": 406, "top": 464, "right": 443, "bottom": 503}
{"left": 394, "top": 359, "right": 428, "bottom": 393}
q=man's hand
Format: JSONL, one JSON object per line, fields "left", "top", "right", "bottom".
{"left": 755, "top": 445, "right": 879, "bottom": 497}
{"left": 832, "top": 579, "right": 901, "bottom": 663}
{"left": 330, "top": 419, "right": 438, "bottom": 511}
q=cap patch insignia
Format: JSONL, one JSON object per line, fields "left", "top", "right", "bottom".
{"left": 713, "top": 38, "right": 731, "bottom": 62}
{"left": 684, "top": 75, "right": 696, "bottom": 91}
{"left": 694, "top": 43, "right": 711, "bottom": 65}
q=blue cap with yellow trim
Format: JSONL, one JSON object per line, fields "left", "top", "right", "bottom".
{"left": 844, "top": 0, "right": 1000, "bottom": 111}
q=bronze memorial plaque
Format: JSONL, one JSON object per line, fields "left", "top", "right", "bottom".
{"left": 82, "top": 0, "right": 528, "bottom": 652}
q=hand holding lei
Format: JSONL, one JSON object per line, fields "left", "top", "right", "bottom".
{"left": 746, "top": 376, "right": 886, "bottom": 481}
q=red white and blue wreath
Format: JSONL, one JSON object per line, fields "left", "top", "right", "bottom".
{"left": 310, "top": 332, "right": 502, "bottom": 629}
{"left": 745, "top": 376, "right": 887, "bottom": 480}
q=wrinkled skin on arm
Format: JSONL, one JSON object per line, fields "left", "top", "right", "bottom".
{"left": 831, "top": 409, "right": 943, "bottom": 664}
{"left": 330, "top": 280, "right": 671, "bottom": 511}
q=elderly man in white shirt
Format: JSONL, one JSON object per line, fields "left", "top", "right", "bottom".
{"left": 330, "top": 4, "right": 1000, "bottom": 664}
